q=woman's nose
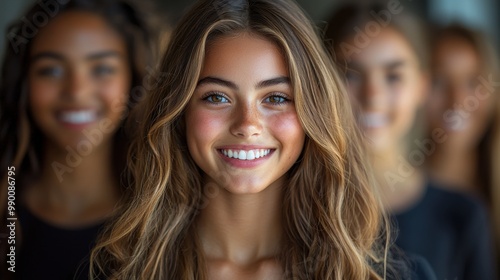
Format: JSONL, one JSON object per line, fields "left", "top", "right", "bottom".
{"left": 63, "top": 69, "right": 91, "bottom": 101}
{"left": 360, "top": 76, "right": 386, "bottom": 110}
{"left": 229, "top": 102, "right": 263, "bottom": 138}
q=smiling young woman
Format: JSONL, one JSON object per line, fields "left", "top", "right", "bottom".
{"left": 89, "top": 0, "right": 402, "bottom": 279}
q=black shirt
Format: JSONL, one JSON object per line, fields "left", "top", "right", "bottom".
{"left": 394, "top": 181, "right": 496, "bottom": 280}
{"left": 17, "top": 206, "right": 103, "bottom": 280}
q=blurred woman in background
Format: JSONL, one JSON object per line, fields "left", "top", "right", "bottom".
{"left": 0, "top": 0, "right": 159, "bottom": 278}
{"left": 326, "top": 4, "right": 496, "bottom": 280}
{"left": 427, "top": 23, "right": 500, "bottom": 274}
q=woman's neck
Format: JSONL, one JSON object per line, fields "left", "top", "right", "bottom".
{"left": 369, "top": 146, "right": 425, "bottom": 214}
{"left": 24, "top": 140, "right": 120, "bottom": 227}
{"left": 196, "top": 180, "right": 283, "bottom": 266}
{"left": 427, "top": 147, "right": 479, "bottom": 192}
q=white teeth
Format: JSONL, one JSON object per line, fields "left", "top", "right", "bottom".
{"left": 446, "top": 121, "right": 467, "bottom": 131}
{"left": 238, "top": 150, "right": 247, "bottom": 160}
{"left": 247, "top": 150, "right": 255, "bottom": 160}
{"left": 445, "top": 110, "right": 468, "bottom": 131}
{"left": 360, "top": 113, "right": 388, "bottom": 128}
{"left": 220, "top": 149, "right": 271, "bottom": 160}
{"left": 60, "top": 111, "right": 97, "bottom": 124}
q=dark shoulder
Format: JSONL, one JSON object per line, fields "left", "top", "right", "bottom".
{"left": 424, "top": 182, "right": 488, "bottom": 221}
{"left": 386, "top": 249, "right": 437, "bottom": 280}
{"left": 406, "top": 253, "right": 437, "bottom": 280}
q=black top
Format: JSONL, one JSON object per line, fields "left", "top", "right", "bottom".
{"left": 394, "top": 181, "right": 496, "bottom": 280}
{"left": 385, "top": 248, "right": 437, "bottom": 280}
{"left": 406, "top": 253, "right": 438, "bottom": 280}
{"left": 17, "top": 206, "right": 103, "bottom": 280}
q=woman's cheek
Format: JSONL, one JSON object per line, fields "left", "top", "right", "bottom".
{"left": 270, "top": 111, "right": 305, "bottom": 151}
{"left": 186, "top": 108, "right": 227, "bottom": 148}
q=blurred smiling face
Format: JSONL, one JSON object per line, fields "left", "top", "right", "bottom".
{"left": 185, "top": 32, "right": 305, "bottom": 194}
{"left": 339, "top": 27, "right": 426, "bottom": 153}
{"left": 428, "top": 35, "right": 495, "bottom": 148}
{"left": 28, "top": 10, "right": 131, "bottom": 150}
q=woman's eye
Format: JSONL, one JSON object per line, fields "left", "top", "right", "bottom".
{"left": 92, "top": 65, "right": 116, "bottom": 77}
{"left": 203, "top": 93, "right": 229, "bottom": 103}
{"left": 346, "top": 70, "right": 361, "bottom": 83}
{"left": 36, "top": 66, "right": 64, "bottom": 78}
{"left": 432, "top": 77, "right": 445, "bottom": 90}
{"left": 264, "top": 95, "right": 289, "bottom": 104}
{"left": 386, "top": 73, "right": 402, "bottom": 84}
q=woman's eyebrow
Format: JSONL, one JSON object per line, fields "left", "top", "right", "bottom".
{"left": 256, "top": 76, "right": 290, "bottom": 89}
{"left": 197, "top": 76, "right": 290, "bottom": 90}
{"left": 197, "top": 76, "right": 238, "bottom": 90}
{"left": 383, "top": 60, "right": 405, "bottom": 70}
{"left": 30, "top": 51, "right": 63, "bottom": 63}
{"left": 30, "top": 50, "right": 122, "bottom": 63}
{"left": 86, "top": 50, "right": 122, "bottom": 60}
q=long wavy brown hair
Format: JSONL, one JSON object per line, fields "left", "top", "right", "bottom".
{"left": 91, "top": 0, "right": 391, "bottom": 279}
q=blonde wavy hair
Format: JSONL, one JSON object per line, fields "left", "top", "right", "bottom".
{"left": 91, "top": 0, "right": 391, "bottom": 278}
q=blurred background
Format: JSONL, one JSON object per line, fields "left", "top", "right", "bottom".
{"left": 1, "top": 0, "right": 499, "bottom": 59}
